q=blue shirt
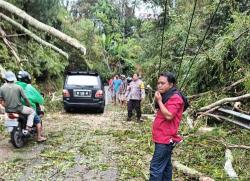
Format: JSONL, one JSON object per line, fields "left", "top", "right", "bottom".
{"left": 113, "top": 79, "right": 122, "bottom": 93}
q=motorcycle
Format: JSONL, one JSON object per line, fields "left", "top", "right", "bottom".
{"left": 4, "top": 105, "right": 44, "bottom": 148}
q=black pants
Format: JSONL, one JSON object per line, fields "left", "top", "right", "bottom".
{"left": 127, "top": 99, "right": 141, "bottom": 119}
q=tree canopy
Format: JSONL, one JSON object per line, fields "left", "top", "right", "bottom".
{"left": 0, "top": 0, "right": 249, "bottom": 94}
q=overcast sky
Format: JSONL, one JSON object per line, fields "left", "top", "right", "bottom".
{"left": 64, "top": 0, "right": 161, "bottom": 19}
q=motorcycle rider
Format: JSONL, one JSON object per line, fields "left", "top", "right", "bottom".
{"left": 0, "top": 71, "right": 36, "bottom": 132}
{"left": 16, "top": 70, "right": 46, "bottom": 142}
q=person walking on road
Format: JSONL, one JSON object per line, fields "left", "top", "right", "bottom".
{"left": 112, "top": 75, "right": 122, "bottom": 105}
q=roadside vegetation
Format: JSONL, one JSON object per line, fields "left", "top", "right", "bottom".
{"left": 0, "top": 0, "right": 249, "bottom": 180}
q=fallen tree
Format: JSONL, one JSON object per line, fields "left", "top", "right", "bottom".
{"left": 173, "top": 160, "right": 214, "bottom": 181}
{"left": 223, "top": 75, "right": 250, "bottom": 92}
{"left": 0, "top": 26, "right": 22, "bottom": 65}
{"left": 0, "top": 13, "right": 68, "bottom": 59}
{"left": 198, "top": 93, "right": 250, "bottom": 112}
{"left": 0, "top": 0, "right": 86, "bottom": 55}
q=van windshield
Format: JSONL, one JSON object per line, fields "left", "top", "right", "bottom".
{"left": 66, "top": 75, "right": 99, "bottom": 87}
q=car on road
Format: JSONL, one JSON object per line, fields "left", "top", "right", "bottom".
{"left": 63, "top": 71, "right": 105, "bottom": 113}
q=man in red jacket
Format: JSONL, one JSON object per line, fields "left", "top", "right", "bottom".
{"left": 150, "top": 72, "right": 184, "bottom": 181}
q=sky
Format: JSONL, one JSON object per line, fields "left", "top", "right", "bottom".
{"left": 64, "top": 0, "right": 162, "bottom": 19}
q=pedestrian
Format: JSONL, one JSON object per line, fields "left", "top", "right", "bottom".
{"left": 126, "top": 73, "right": 145, "bottom": 122}
{"left": 150, "top": 72, "right": 185, "bottom": 181}
{"left": 108, "top": 75, "right": 116, "bottom": 103}
{"left": 118, "top": 75, "right": 127, "bottom": 108}
{"left": 112, "top": 75, "right": 122, "bottom": 105}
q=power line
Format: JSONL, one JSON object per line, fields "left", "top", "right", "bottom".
{"left": 158, "top": 0, "right": 168, "bottom": 76}
{"left": 180, "top": 0, "right": 222, "bottom": 90}
{"left": 176, "top": 0, "right": 197, "bottom": 80}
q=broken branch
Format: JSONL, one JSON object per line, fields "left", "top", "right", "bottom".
{"left": 0, "top": 0, "right": 86, "bottom": 55}
{"left": 198, "top": 93, "right": 250, "bottom": 112}
{"left": 173, "top": 160, "right": 214, "bottom": 181}
{"left": 0, "top": 13, "right": 69, "bottom": 59}
{"left": 0, "top": 26, "right": 22, "bottom": 65}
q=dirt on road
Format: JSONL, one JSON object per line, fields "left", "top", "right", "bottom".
{"left": 0, "top": 106, "right": 152, "bottom": 181}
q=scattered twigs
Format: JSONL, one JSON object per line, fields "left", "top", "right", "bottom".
{"left": 187, "top": 91, "right": 211, "bottom": 99}
{"left": 173, "top": 160, "right": 214, "bottom": 181}
{"left": 48, "top": 169, "right": 59, "bottom": 179}
{"left": 198, "top": 93, "right": 250, "bottom": 112}
{"left": 0, "top": 26, "right": 22, "bottom": 66}
{"left": 234, "top": 28, "right": 250, "bottom": 42}
{"left": 51, "top": 92, "right": 62, "bottom": 102}
{"left": 223, "top": 75, "right": 250, "bottom": 91}
{"left": 202, "top": 112, "right": 222, "bottom": 121}
{"left": 234, "top": 102, "right": 250, "bottom": 115}
{"left": 224, "top": 149, "right": 238, "bottom": 179}
{"left": 197, "top": 106, "right": 220, "bottom": 117}
{"left": 227, "top": 144, "right": 250, "bottom": 150}
{"left": 0, "top": 33, "right": 27, "bottom": 37}
{"left": 195, "top": 106, "right": 221, "bottom": 126}
{"left": 208, "top": 138, "right": 250, "bottom": 150}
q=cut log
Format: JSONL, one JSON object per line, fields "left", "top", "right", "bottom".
{"left": 198, "top": 93, "right": 250, "bottom": 112}
{"left": 0, "top": 13, "right": 68, "bottom": 59}
{"left": 0, "top": 0, "right": 86, "bottom": 55}
{"left": 173, "top": 161, "right": 214, "bottom": 181}
{"left": 0, "top": 26, "right": 22, "bottom": 65}
{"left": 224, "top": 149, "right": 238, "bottom": 179}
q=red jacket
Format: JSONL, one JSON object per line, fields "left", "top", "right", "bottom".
{"left": 152, "top": 94, "right": 184, "bottom": 144}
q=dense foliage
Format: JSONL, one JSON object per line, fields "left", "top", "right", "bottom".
{"left": 0, "top": 0, "right": 249, "bottom": 95}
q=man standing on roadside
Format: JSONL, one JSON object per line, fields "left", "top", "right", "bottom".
{"left": 150, "top": 72, "right": 184, "bottom": 181}
{"left": 126, "top": 73, "right": 145, "bottom": 122}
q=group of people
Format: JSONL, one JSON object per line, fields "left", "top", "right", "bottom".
{"left": 108, "top": 73, "right": 145, "bottom": 122}
{"left": 0, "top": 70, "right": 46, "bottom": 142}
{"left": 110, "top": 71, "right": 187, "bottom": 181}
{"left": 1, "top": 69, "right": 186, "bottom": 180}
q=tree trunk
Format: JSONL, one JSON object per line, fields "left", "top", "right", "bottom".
{"left": 173, "top": 161, "right": 214, "bottom": 181}
{"left": 198, "top": 93, "right": 250, "bottom": 112}
{"left": 0, "top": 0, "right": 86, "bottom": 55}
{"left": 0, "top": 13, "right": 68, "bottom": 59}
